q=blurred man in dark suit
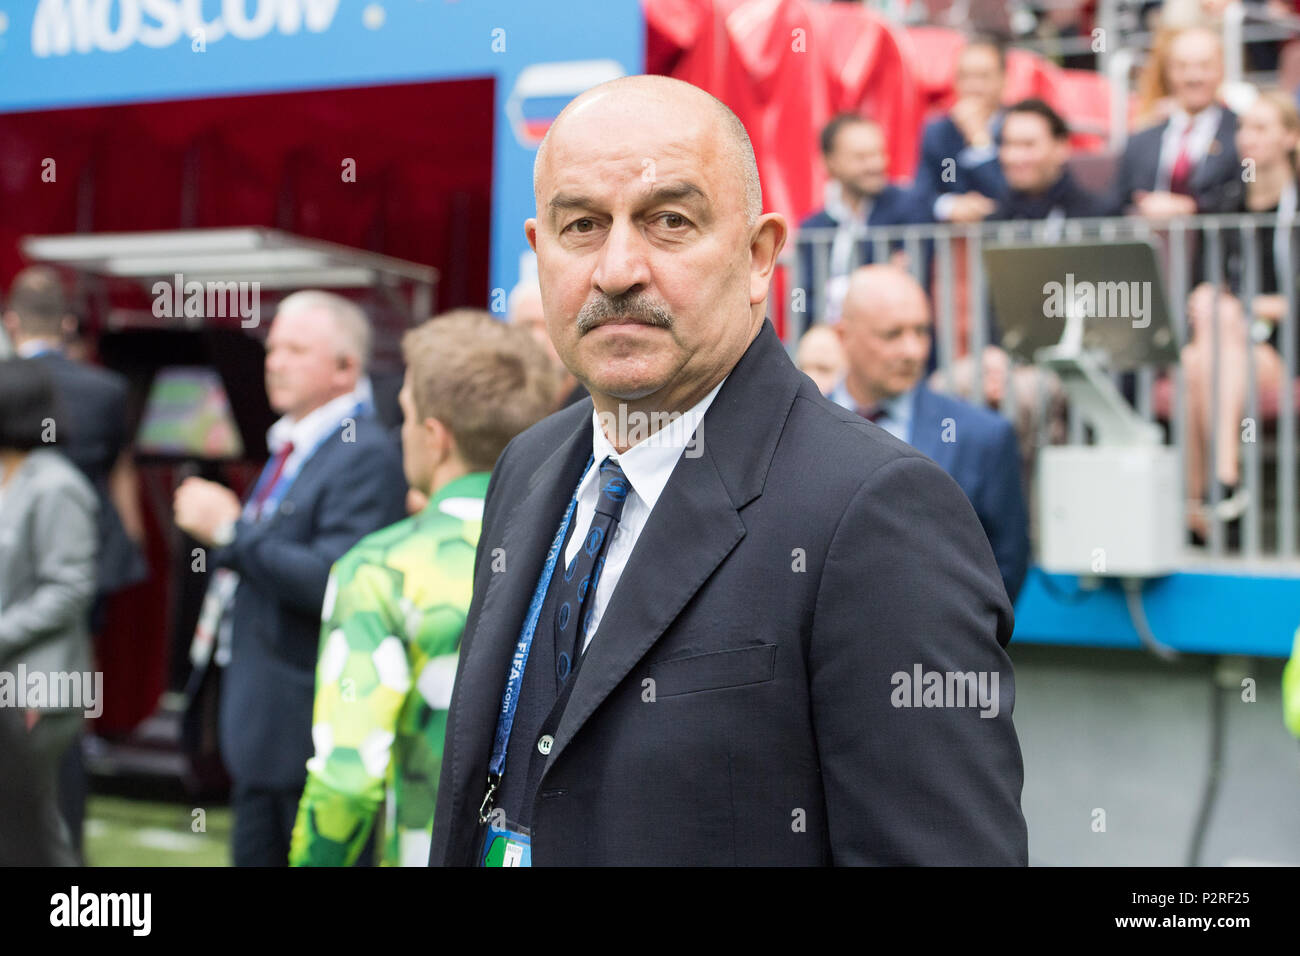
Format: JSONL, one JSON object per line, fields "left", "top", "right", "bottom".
{"left": 914, "top": 36, "right": 1010, "bottom": 225}
{"left": 3, "top": 266, "right": 147, "bottom": 861}
{"left": 175, "top": 291, "right": 406, "bottom": 866}
{"left": 797, "top": 113, "right": 930, "bottom": 322}
{"left": 994, "top": 99, "right": 1107, "bottom": 224}
{"left": 430, "top": 75, "right": 1025, "bottom": 866}
{"left": 834, "top": 265, "right": 1029, "bottom": 604}
{"left": 1108, "top": 25, "right": 1240, "bottom": 219}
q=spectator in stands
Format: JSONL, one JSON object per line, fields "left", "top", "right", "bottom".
{"left": 1182, "top": 88, "right": 1299, "bottom": 543}
{"left": 291, "top": 310, "right": 556, "bottom": 866}
{"left": 914, "top": 36, "right": 1010, "bottom": 226}
{"left": 2, "top": 265, "right": 147, "bottom": 861}
{"left": 994, "top": 98, "right": 1109, "bottom": 224}
{"left": 0, "top": 359, "right": 98, "bottom": 867}
{"left": 507, "top": 277, "right": 582, "bottom": 407}
{"left": 797, "top": 113, "right": 929, "bottom": 322}
{"left": 833, "top": 266, "right": 1029, "bottom": 602}
{"left": 795, "top": 322, "right": 847, "bottom": 396}
{"left": 175, "top": 290, "right": 407, "bottom": 866}
{"left": 1109, "top": 25, "right": 1241, "bottom": 219}
{"left": 931, "top": 99, "right": 1086, "bottom": 475}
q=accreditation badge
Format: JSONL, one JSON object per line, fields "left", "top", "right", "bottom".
{"left": 479, "top": 819, "right": 532, "bottom": 867}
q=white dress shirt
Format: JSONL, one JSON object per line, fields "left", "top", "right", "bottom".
{"left": 1157, "top": 105, "right": 1222, "bottom": 193}
{"left": 565, "top": 376, "right": 727, "bottom": 651}
{"left": 255, "top": 385, "right": 369, "bottom": 519}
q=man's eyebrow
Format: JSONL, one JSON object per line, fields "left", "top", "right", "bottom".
{"left": 643, "top": 181, "right": 708, "bottom": 206}
{"left": 547, "top": 181, "right": 710, "bottom": 217}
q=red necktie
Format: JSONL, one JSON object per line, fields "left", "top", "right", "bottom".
{"left": 1168, "top": 122, "right": 1196, "bottom": 196}
{"left": 252, "top": 441, "right": 294, "bottom": 512}
{"left": 857, "top": 406, "right": 887, "bottom": 424}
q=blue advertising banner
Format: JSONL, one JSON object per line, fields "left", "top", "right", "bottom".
{"left": 0, "top": 0, "right": 643, "bottom": 300}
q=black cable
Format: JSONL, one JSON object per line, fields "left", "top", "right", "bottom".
{"left": 1187, "top": 658, "right": 1227, "bottom": 868}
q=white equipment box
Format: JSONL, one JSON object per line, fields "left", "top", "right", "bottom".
{"left": 1037, "top": 445, "right": 1181, "bottom": 576}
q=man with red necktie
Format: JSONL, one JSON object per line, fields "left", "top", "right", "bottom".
{"left": 175, "top": 290, "right": 406, "bottom": 866}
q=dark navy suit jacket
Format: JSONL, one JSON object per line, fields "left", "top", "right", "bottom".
{"left": 213, "top": 411, "right": 407, "bottom": 788}
{"left": 908, "top": 386, "right": 1029, "bottom": 604}
{"left": 32, "top": 352, "right": 147, "bottom": 597}
{"left": 430, "top": 321, "right": 1027, "bottom": 865}
{"left": 797, "top": 183, "right": 932, "bottom": 322}
{"left": 914, "top": 114, "right": 1009, "bottom": 217}
{"left": 1105, "top": 109, "right": 1240, "bottom": 215}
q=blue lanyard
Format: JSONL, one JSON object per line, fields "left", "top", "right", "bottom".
{"left": 480, "top": 454, "right": 593, "bottom": 823}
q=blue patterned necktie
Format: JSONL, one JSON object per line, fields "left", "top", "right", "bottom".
{"left": 553, "top": 457, "right": 630, "bottom": 686}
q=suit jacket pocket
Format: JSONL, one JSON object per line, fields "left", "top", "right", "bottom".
{"left": 648, "top": 643, "right": 777, "bottom": 698}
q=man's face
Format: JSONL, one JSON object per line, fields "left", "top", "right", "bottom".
{"left": 1000, "top": 112, "right": 1068, "bottom": 194}
{"left": 263, "top": 307, "right": 354, "bottom": 420}
{"left": 838, "top": 287, "right": 932, "bottom": 400}
{"left": 398, "top": 370, "right": 433, "bottom": 493}
{"left": 526, "top": 88, "right": 783, "bottom": 412}
{"left": 795, "top": 329, "right": 845, "bottom": 396}
{"left": 826, "top": 122, "right": 889, "bottom": 202}
{"left": 955, "top": 46, "right": 1004, "bottom": 111}
{"left": 1167, "top": 32, "right": 1223, "bottom": 114}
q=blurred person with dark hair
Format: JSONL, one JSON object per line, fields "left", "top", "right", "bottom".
{"left": 835, "top": 267, "right": 1029, "bottom": 603}
{"left": 795, "top": 322, "right": 847, "bottom": 396}
{"left": 931, "top": 99, "right": 1087, "bottom": 468}
{"left": 1182, "top": 89, "right": 1300, "bottom": 542}
{"left": 0, "top": 359, "right": 98, "bottom": 866}
{"left": 508, "top": 278, "right": 582, "bottom": 407}
{"left": 994, "top": 98, "right": 1107, "bottom": 223}
{"left": 291, "top": 310, "right": 557, "bottom": 866}
{"left": 175, "top": 290, "right": 407, "bottom": 866}
{"left": 2, "top": 265, "right": 145, "bottom": 860}
{"left": 914, "top": 36, "right": 1010, "bottom": 226}
{"left": 797, "top": 113, "right": 930, "bottom": 322}
{"left": 1109, "top": 25, "right": 1241, "bottom": 219}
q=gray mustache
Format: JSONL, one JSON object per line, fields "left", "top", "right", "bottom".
{"left": 576, "top": 294, "right": 674, "bottom": 334}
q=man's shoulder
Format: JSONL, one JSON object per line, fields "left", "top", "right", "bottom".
{"left": 921, "top": 114, "right": 957, "bottom": 144}
{"left": 799, "top": 208, "right": 835, "bottom": 230}
{"left": 39, "top": 354, "right": 127, "bottom": 401}
{"left": 1124, "top": 121, "right": 1167, "bottom": 152}
{"left": 917, "top": 387, "right": 1015, "bottom": 445}
{"left": 779, "top": 383, "right": 937, "bottom": 491}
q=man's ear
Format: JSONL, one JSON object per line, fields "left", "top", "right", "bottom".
{"left": 425, "top": 416, "right": 454, "bottom": 462}
{"left": 525, "top": 218, "right": 539, "bottom": 253}
{"left": 749, "top": 212, "right": 789, "bottom": 306}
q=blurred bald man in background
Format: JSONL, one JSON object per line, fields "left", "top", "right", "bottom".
{"left": 508, "top": 277, "right": 586, "bottom": 408}
{"left": 833, "top": 265, "right": 1028, "bottom": 603}
{"left": 431, "top": 76, "right": 1025, "bottom": 867}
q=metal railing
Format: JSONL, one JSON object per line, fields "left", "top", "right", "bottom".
{"left": 786, "top": 214, "right": 1299, "bottom": 562}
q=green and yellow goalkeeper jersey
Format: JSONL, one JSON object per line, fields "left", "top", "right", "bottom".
{"left": 290, "top": 471, "right": 489, "bottom": 866}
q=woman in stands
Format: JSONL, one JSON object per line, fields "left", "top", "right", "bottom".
{"left": 1184, "top": 88, "right": 1299, "bottom": 544}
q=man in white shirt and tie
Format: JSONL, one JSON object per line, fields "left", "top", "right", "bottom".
{"left": 1109, "top": 25, "right": 1240, "bottom": 219}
